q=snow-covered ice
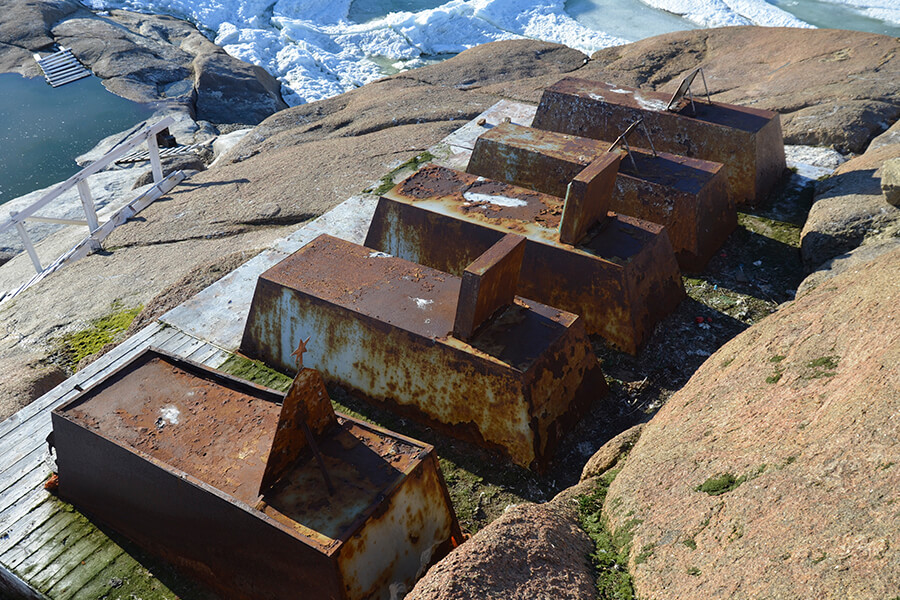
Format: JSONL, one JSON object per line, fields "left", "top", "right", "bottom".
{"left": 81, "top": 0, "right": 897, "bottom": 107}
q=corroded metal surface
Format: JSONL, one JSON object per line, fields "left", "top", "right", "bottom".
{"left": 260, "top": 368, "right": 337, "bottom": 493}
{"left": 532, "top": 77, "right": 786, "bottom": 206}
{"left": 364, "top": 165, "right": 685, "bottom": 354}
{"left": 468, "top": 122, "right": 735, "bottom": 271}
{"left": 51, "top": 349, "right": 460, "bottom": 600}
{"left": 240, "top": 234, "right": 608, "bottom": 470}
{"left": 453, "top": 233, "right": 526, "bottom": 340}
{"left": 560, "top": 152, "right": 623, "bottom": 244}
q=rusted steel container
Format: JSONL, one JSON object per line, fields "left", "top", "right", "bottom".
{"left": 467, "top": 122, "right": 735, "bottom": 271}
{"left": 240, "top": 234, "right": 607, "bottom": 471}
{"left": 51, "top": 349, "right": 462, "bottom": 600}
{"left": 532, "top": 77, "right": 786, "bottom": 206}
{"left": 364, "top": 164, "right": 685, "bottom": 354}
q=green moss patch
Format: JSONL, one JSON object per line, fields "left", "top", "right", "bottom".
{"left": 576, "top": 468, "right": 638, "bottom": 600}
{"left": 365, "top": 151, "right": 435, "bottom": 195}
{"left": 218, "top": 354, "right": 293, "bottom": 392}
{"left": 697, "top": 472, "right": 746, "bottom": 496}
{"left": 802, "top": 355, "right": 839, "bottom": 379}
{"left": 59, "top": 302, "right": 142, "bottom": 370}
{"left": 766, "top": 366, "right": 785, "bottom": 384}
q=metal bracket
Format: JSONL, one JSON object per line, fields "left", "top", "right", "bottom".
{"left": 665, "top": 67, "right": 712, "bottom": 114}
{"left": 606, "top": 118, "right": 658, "bottom": 174}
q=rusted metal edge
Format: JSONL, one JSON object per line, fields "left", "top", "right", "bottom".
{"left": 453, "top": 233, "right": 526, "bottom": 341}
{"left": 51, "top": 346, "right": 443, "bottom": 554}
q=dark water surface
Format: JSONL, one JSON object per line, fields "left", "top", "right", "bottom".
{"left": 0, "top": 73, "right": 153, "bottom": 205}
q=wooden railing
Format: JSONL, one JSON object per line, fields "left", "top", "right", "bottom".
{"left": 0, "top": 117, "right": 180, "bottom": 275}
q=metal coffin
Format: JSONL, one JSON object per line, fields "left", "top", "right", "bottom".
{"left": 532, "top": 77, "right": 786, "bottom": 206}
{"left": 51, "top": 349, "right": 461, "bottom": 600}
{"left": 240, "top": 234, "right": 607, "bottom": 471}
{"left": 467, "top": 121, "right": 735, "bottom": 271}
{"left": 364, "top": 165, "right": 685, "bottom": 354}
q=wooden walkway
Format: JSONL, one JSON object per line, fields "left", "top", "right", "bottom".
{"left": 33, "top": 49, "right": 91, "bottom": 88}
{"left": 0, "top": 323, "right": 230, "bottom": 600}
{"left": 115, "top": 142, "right": 209, "bottom": 165}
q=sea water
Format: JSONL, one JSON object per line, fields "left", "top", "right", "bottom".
{"left": 0, "top": 73, "right": 153, "bottom": 205}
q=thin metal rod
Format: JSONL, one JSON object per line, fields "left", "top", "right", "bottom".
{"left": 699, "top": 67, "right": 712, "bottom": 103}
{"left": 301, "top": 421, "right": 335, "bottom": 495}
{"left": 639, "top": 120, "right": 658, "bottom": 157}
{"left": 622, "top": 138, "right": 639, "bottom": 173}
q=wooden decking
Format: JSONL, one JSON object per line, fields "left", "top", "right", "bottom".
{"left": 33, "top": 49, "right": 91, "bottom": 88}
{"left": 115, "top": 142, "right": 209, "bottom": 165}
{"left": 0, "top": 323, "right": 230, "bottom": 599}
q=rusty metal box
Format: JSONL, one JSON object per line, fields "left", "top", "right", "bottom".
{"left": 240, "top": 234, "right": 607, "bottom": 471}
{"left": 51, "top": 349, "right": 461, "bottom": 600}
{"left": 468, "top": 122, "right": 735, "bottom": 271}
{"left": 364, "top": 165, "right": 685, "bottom": 354}
{"left": 532, "top": 77, "right": 786, "bottom": 206}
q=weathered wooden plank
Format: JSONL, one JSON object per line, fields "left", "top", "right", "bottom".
{"left": 14, "top": 517, "right": 96, "bottom": 582}
{"left": 31, "top": 528, "right": 109, "bottom": 591}
{"left": 151, "top": 329, "right": 196, "bottom": 354}
{"left": 66, "top": 550, "right": 174, "bottom": 600}
{"left": 0, "top": 466, "right": 49, "bottom": 519}
{"left": 169, "top": 336, "right": 205, "bottom": 360}
{"left": 1, "top": 505, "right": 68, "bottom": 567}
{"left": 0, "top": 491, "right": 55, "bottom": 564}
{"left": 0, "top": 445, "right": 48, "bottom": 501}
{"left": 0, "top": 496, "right": 59, "bottom": 559}
{"left": 47, "top": 543, "right": 124, "bottom": 600}
{"left": 0, "top": 411, "right": 52, "bottom": 466}
{"left": 184, "top": 342, "right": 222, "bottom": 364}
{"left": 204, "top": 349, "right": 232, "bottom": 369}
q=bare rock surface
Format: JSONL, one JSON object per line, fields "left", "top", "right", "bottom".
{"left": 882, "top": 157, "right": 900, "bottom": 206}
{"left": 601, "top": 247, "right": 900, "bottom": 599}
{"left": 49, "top": 10, "right": 287, "bottom": 124}
{"left": 0, "top": 0, "right": 85, "bottom": 55}
{"left": 0, "top": 352, "right": 66, "bottom": 420}
{"left": 580, "top": 423, "right": 643, "bottom": 481}
{"left": 0, "top": 6, "right": 286, "bottom": 125}
{"left": 407, "top": 482, "right": 596, "bottom": 600}
{"left": 582, "top": 27, "right": 900, "bottom": 153}
{"left": 869, "top": 119, "right": 900, "bottom": 151}
{"left": 797, "top": 237, "right": 900, "bottom": 296}
{"left": 0, "top": 0, "right": 85, "bottom": 75}
{"left": 800, "top": 139, "right": 900, "bottom": 270}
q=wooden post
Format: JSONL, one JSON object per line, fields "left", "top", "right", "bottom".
{"left": 147, "top": 132, "right": 163, "bottom": 183}
{"left": 11, "top": 213, "right": 42, "bottom": 273}
{"left": 76, "top": 179, "right": 100, "bottom": 233}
